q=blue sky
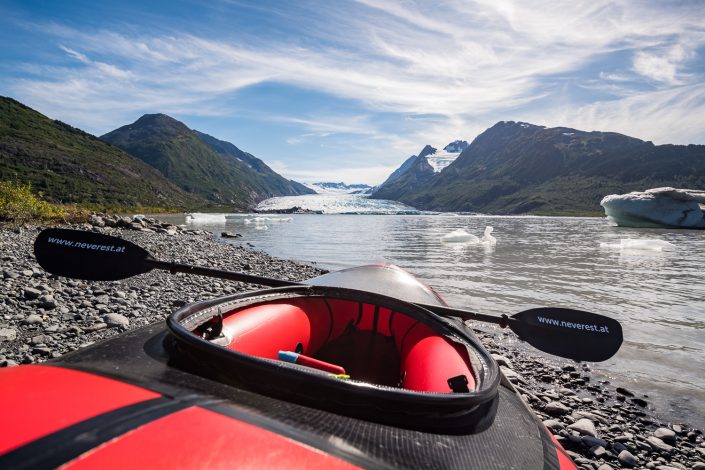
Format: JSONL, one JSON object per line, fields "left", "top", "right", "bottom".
{"left": 1, "top": 0, "right": 704, "bottom": 185}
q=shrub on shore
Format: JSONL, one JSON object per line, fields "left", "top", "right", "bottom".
{"left": 0, "top": 180, "right": 88, "bottom": 224}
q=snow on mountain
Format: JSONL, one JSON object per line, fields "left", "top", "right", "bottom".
{"left": 305, "top": 182, "right": 374, "bottom": 194}
{"left": 443, "top": 140, "right": 469, "bottom": 153}
{"left": 426, "top": 140, "right": 469, "bottom": 173}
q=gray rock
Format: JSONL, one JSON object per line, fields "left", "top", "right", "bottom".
{"left": 545, "top": 401, "right": 571, "bottom": 416}
{"left": 221, "top": 231, "right": 241, "bottom": 239}
{"left": 646, "top": 436, "right": 674, "bottom": 452}
{"left": 32, "top": 347, "right": 51, "bottom": 356}
{"left": 24, "top": 314, "right": 43, "bottom": 325}
{"left": 616, "top": 387, "right": 635, "bottom": 397}
{"left": 636, "top": 440, "right": 653, "bottom": 451}
{"left": 38, "top": 295, "right": 57, "bottom": 309}
{"left": 612, "top": 441, "right": 628, "bottom": 453}
{"left": 89, "top": 215, "right": 105, "bottom": 227}
{"left": 94, "top": 294, "right": 110, "bottom": 305}
{"left": 86, "top": 323, "right": 107, "bottom": 332}
{"left": 568, "top": 418, "right": 597, "bottom": 437}
{"left": 582, "top": 436, "right": 608, "bottom": 448}
{"left": 0, "top": 327, "right": 17, "bottom": 342}
{"left": 691, "top": 463, "right": 705, "bottom": 470}
{"left": 103, "top": 313, "right": 129, "bottom": 328}
{"left": 3, "top": 269, "right": 19, "bottom": 279}
{"left": 23, "top": 287, "right": 42, "bottom": 299}
{"left": 597, "top": 465, "right": 614, "bottom": 470}
{"left": 631, "top": 397, "right": 648, "bottom": 407}
{"left": 591, "top": 445, "right": 607, "bottom": 458}
{"left": 543, "top": 419, "right": 564, "bottom": 432}
{"left": 654, "top": 428, "right": 677, "bottom": 444}
{"left": 618, "top": 450, "right": 638, "bottom": 467}
{"left": 30, "top": 335, "right": 46, "bottom": 345}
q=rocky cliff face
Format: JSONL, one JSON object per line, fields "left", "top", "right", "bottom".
{"left": 371, "top": 145, "right": 436, "bottom": 200}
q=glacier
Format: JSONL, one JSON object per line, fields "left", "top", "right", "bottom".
{"left": 255, "top": 194, "right": 419, "bottom": 214}
{"left": 600, "top": 187, "right": 705, "bottom": 229}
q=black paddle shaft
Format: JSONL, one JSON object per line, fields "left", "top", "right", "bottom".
{"left": 146, "top": 259, "right": 297, "bottom": 288}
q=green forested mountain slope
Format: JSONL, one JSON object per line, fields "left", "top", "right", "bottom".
{"left": 0, "top": 97, "right": 201, "bottom": 209}
{"left": 102, "top": 114, "right": 312, "bottom": 210}
{"left": 194, "top": 130, "right": 314, "bottom": 198}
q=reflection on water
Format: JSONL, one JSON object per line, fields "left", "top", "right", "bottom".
{"left": 160, "top": 213, "right": 705, "bottom": 428}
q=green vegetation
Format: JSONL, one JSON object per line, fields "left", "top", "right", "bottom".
{"left": 0, "top": 97, "right": 205, "bottom": 210}
{"left": 0, "top": 180, "right": 88, "bottom": 223}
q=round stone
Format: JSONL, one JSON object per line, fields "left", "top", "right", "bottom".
{"left": 568, "top": 418, "right": 597, "bottom": 437}
{"left": 618, "top": 449, "right": 637, "bottom": 467}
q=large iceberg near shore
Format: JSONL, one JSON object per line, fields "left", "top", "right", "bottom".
{"left": 600, "top": 187, "right": 705, "bottom": 229}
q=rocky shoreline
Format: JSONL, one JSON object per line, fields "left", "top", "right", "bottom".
{"left": 1, "top": 216, "right": 703, "bottom": 470}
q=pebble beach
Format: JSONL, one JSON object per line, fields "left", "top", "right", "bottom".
{"left": 1, "top": 215, "right": 703, "bottom": 470}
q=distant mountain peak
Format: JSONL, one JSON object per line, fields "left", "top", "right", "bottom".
{"left": 305, "top": 182, "right": 372, "bottom": 194}
{"left": 494, "top": 120, "right": 546, "bottom": 130}
{"left": 133, "top": 113, "right": 184, "bottom": 127}
{"left": 101, "top": 114, "right": 313, "bottom": 208}
{"left": 443, "top": 140, "right": 469, "bottom": 153}
{"left": 373, "top": 121, "right": 705, "bottom": 215}
{"left": 418, "top": 145, "right": 437, "bottom": 158}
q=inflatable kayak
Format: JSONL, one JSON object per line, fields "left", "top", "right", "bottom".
{"left": 0, "top": 260, "right": 577, "bottom": 469}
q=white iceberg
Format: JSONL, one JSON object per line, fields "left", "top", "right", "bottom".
{"left": 441, "top": 226, "right": 497, "bottom": 246}
{"left": 600, "top": 187, "right": 705, "bottom": 229}
{"left": 441, "top": 229, "right": 479, "bottom": 243}
{"left": 244, "top": 216, "right": 291, "bottom": 225}
{"left": 185, "top": 213, "right": 227, "bottom": 224}
{"left": 600, "top": 238, "right": 675, "bottom": 252}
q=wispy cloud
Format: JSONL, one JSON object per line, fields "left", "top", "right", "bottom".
{"left": 632, "top": 45, "right": 694, "bottom": 85}
{"left": 59, "top": 45, "right": 89, "bottom": 63}
{"left": 548, "top": 82, "right": 705, "bottom": 144}
{"left": 3, "top": 0, "right": 705, "bottom": 183}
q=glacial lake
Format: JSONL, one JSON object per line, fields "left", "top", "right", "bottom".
{"left": 159, "top": 202, "right": 705, "bottom": 429}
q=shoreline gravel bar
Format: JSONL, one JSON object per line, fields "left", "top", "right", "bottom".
{"left": 1, "top": 215, "right": 703, "bottom": 470}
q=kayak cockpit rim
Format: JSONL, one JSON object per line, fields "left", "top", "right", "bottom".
{"left": 165, "top": 285, "right": 501, "bottom": 433}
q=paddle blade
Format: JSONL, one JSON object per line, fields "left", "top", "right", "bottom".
{"left": 34, "top": 228, "right": 153, "bottom": 281}
{"left": 510, "top": 308, "right": 623, "bottom": 362}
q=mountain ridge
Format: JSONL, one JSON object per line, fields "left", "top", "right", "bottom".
{"left": 372, "top": 121, "right": 705, "bottom": 214}
{"left": 372, "top": 141, "right": 466, "bottom": 200}
{"left": 101, "top": 114, "right": 313, "bottom": 210}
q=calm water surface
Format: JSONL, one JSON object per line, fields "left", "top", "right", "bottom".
{"left": 161, "top": 212, "right": 705, "bottom": 429}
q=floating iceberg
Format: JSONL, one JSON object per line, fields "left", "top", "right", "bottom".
{"left": 185, "top": 213, "right": 227, "bottom": 224}
{"left": 600, "top": 188, "right": 705, "bottom": 229}
{"left": 441, "top": 226, "right": 497, "bottom": 246}
{"left": 243, "top": 217, "right": 291, "bottom": 225}
{"left": 600, "top": 238, "right": 675, "bottom": 252}
{"left": 441, "top": 229, "right": 479, "bottom": 243}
